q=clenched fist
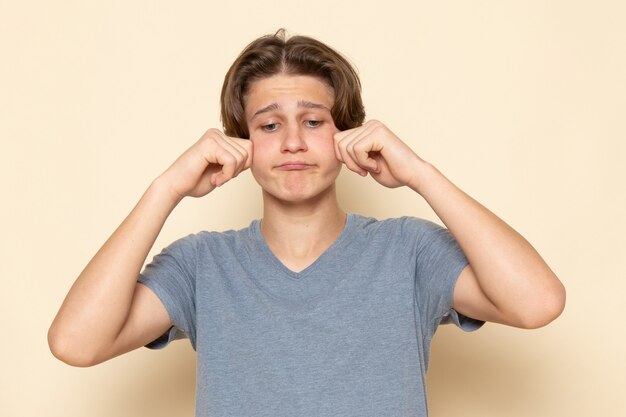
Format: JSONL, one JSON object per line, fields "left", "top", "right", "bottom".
{"left": 333, "top": 120, "right": 425, "bottom": 189}
{"left": 158, "top": 129, "right": 252, "bottom": 200}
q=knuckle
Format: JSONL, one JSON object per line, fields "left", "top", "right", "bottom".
{"left": 199, "top": 133, "right": 218, "bottom": 148}
{"left": 218, "top": 151, "right": 235, "bottom": 166}
{"left": 237, "top": 138, "right": 252, "bottom": 152}
{"left": 201, "top": 128, "right": 220, "bottom": 142}
{"left": 367, "top": 119, "right": 385, "bottom": 131}
{"left": 354, "top": 141, "right": 367, "bottom": 151}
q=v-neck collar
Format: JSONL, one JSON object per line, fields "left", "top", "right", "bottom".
{"left": 249, "top": 213, "right": 355, "bottom": 281}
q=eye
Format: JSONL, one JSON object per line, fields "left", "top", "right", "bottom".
{"left": 262, "top": 123, "right": 279, "bottom": 132}
{"left": 305, "top": 120, "right": 323, "bottom": 128}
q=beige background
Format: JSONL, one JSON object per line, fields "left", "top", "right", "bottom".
{"left": 1, "top": 1, "right": 624, "bottom": 416}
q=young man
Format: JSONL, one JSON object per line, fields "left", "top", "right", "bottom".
{"left": 49, "top": 30, "right": 565, "bottom": 416}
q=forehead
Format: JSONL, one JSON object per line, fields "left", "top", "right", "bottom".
{"left": 244, "top": 74, "right": 335, "bottom": 117}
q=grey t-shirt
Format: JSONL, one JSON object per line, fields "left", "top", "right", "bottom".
{"left": 139, "top": 214, "right": 483, "bottom": 417}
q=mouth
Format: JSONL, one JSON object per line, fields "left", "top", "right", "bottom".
{"left": 276, "top": 161, "right": 314, "bottom": 170}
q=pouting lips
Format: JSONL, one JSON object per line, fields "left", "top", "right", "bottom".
{"left": 275, "top": 161, "right": 314, "bottom": 170}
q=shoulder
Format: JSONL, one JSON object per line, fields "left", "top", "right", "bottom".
{"left": 157, "top": 221, "right": 258, "bottom": 258}
{"left": 346, "top": 214, "right": 450, "bottom": 255}
{"left": 350, "top": 213, "right": 443, "bottom": 238}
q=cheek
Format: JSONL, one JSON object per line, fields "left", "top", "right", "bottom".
{"left": 319, "top": 135, "right": 340, "bottom": 163}
{"left": 249, "top": 162, "right": 267, "bottom": 189}
{"left": 329, "top": 159, "right": 343, "bottom": 176}
{"left": 312, "top": 126, "right": 338, "bottom": 148}
{"left": 249, "top": 141, "right": 270, "bottom": 179}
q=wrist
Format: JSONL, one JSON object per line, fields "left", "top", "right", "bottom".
{"left": 149, "top": 175, "right": 185, "bottom": 208}
{"left": 406, "top": 160, "right": 439, "bottom": 195}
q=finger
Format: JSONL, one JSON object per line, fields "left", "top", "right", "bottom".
{"left": 354, "top": 121, "right": 388, "bottom": 171}
{"left": 335, "top": 134, "right": 367, "bottom": 176}
{"left": 334, "top": 119, "right": 380, "bottom": 143}
{"left": 344, "top": 140, "right": 369, "bottom": 176}
{"left": 231, "top": 137, "right": 253, "bottom": 170}
{"left": 342, "top": 147, "right": 368, "bottom": 176}
{"left": 213, "top": 135, "right": 248, "bottom": 178}
{"left": 200, "top": 130, "right": 246, "bottom": 168}
{"left": 341, "top": 122, "right": 383, "bottom": 174}
{"left": 207, "top": 136, "right": 250, "bottom": 187}
{"left": 333, "top": 124, "right": 362, "bottom": 142}
{"left": 333, "top": 125, "right": 364, "bottom": 162}
{"left": 211, "top": 148, "right": 238, "bottom": 187}
{"left": 334, "top": 126, "right": 369, "bottom": 175}
{"left": 352, "top": 136, "right": 382, "bottom": 174}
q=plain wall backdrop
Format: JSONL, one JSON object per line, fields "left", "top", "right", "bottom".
{"left": 1, "top": 1, "right": 624, "bottom": 416}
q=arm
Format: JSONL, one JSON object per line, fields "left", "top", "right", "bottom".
{"left": 48, "top": 129, "right": 252, "bottom": 366}
{"left": 334, "top": 120, "right": 565, "bottom": 329}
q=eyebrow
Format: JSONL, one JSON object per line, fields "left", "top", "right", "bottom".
{"left": 297, "top": 100, "right": 331, "bottom": 112}
{"left": 250, "top": 101, "right": 331, "bottom": 120}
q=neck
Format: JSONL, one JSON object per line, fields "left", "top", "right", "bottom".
{"left": 260, "top": 185, "right": 346, "bottom": 272}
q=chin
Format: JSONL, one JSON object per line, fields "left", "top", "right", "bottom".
{"left": 262, "top": 182, "right": 338, "bottom": 206}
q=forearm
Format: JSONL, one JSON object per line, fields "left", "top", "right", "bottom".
{"left": 48, "top": 178, "right": 180, "bottom": 362}
{"left": 333, "top": 120, "right": 564, "bottom": 327}
{"left": 409, "top": 162, "right": 565, "bottom": 327}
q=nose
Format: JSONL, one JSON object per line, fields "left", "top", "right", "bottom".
{"left": 280, "top": 124, "right": 308, "bottom": 153}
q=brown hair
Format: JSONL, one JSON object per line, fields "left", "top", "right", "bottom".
{"left": 220, "top": 29, "right": 366, "bottom": 139}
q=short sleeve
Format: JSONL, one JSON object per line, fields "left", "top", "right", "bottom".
{"left": 410, "top": 218, "right": 484, "bottom": 339}
{"left": 138, "top": 234, "right": 199, "bottom": 349}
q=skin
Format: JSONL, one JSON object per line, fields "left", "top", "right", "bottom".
{"left": 244, "top": 75, "right": 347, "bottom": 271}
{"left": 48, "top": 74, "right": 565, "bottom": 367}
{"left": 246, "top": 75, "right": 342, "bottom": 204}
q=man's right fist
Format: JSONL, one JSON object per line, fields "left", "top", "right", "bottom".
{"left": 159, "top": 129, "right": 252, "bottom": 200}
